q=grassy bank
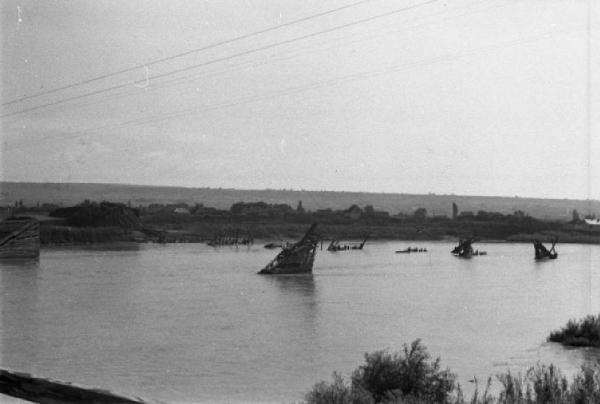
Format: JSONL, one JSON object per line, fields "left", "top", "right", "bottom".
{"left": 133, "top": 221, "right": 600, "bottom": 244}
{"left": 305, "top": 340, "right": 600, "bottom": 404}
{"left": 40, "top": 225, "right": 141, "bottom": 245}
{"left": 38, "top": 221, "right": 600, "bottom": 245}
{"left": 548, "top": 314, "right": 600, "bottom": 348}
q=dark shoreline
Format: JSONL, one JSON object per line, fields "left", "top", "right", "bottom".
{"left": 38, "top": 222, "right": 600, "bottom": 246}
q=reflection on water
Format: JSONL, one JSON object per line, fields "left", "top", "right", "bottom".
{"left": 1, "top": 242, "right": 599, "bottom": 403}
{"left": 0, "top": 259, "right": 41, "bottom": 370}
{"left": 263, "top": 273, "right": 317, "bottom": 300}
{"left": 45, "top": 242, "right": 141, "bottom": 252}
{"left": 262, "top": 274, "right": 318, "bottom": 321}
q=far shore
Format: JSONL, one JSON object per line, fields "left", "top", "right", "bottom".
{"left": 37, "top": 224, "right": 600, "bottom": 247}
{"left": 4, "top": 199, "right": 600, "bottom": 246}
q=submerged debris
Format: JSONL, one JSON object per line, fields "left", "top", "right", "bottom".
{"left": 451, "top": 238, "right": 475, "bottom": 258}
{"left": 395, "top": 247, "right": 427, "bottom": 253}
{"left": 533, "top": 237, "right": 558, "bottom": 260}
{"left": 258, "top": 223, "right": 320, "bottom": 275}
{"left": 327, "top": 235, "right": 369, "bottom": 252}
{"left": 0, "top": 216, "right": 40, "bottom": 259}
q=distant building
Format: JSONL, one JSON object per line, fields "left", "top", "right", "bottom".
{"left": 173, "top": 207, "right": 191, "bottom": 214}
{"left": 344, "top": 205, "right": 363, "bottom": 220}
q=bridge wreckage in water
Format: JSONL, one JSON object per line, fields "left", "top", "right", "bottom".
{"left": 258, "top": 223, "right": 320, "bottom": 275}
{"left": 451, "top": 238, "right": 486, "bottom": 258}
{"left": 0, "top": 217, "right": 40, "bottom": 259}
{"left": 451, "top": 238, "right": 474, "bottom": 258}
{"left": 533, "top": 237, "right": 558, "bottom": 260}
{"left": 327, "top": 234, "right": 369, "bottom": 252}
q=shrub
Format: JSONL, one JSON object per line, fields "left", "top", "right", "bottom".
{"left": 306, "top": 342, "right": 600, "bottom": 404}
{"left": 305, "top": 372, "right": 373, "bottom": 404}
{"left": 348, "top": 340, "right": 455, "bottom": 403}
{"left": 548, "top": 315, "right": 600, "bottom": 348}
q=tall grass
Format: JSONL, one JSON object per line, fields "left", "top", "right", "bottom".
{"left": 305, "top": 340, "right": 600, "bottom": 404}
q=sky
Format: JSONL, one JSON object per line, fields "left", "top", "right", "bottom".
{"left": 0, "top": 0, "right": 598, "bottom": 199}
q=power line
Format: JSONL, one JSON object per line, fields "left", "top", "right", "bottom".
{"left": 0, "top": 0, "right": 437, "bottom": 118}
{"left": 1, "top": 0, "right": 378, "bottom": 107}
{"left": 12, "top": 0, "right": 495, "bottom": 119}
{"left": 8, "top": 24, "right": 581, "bottom": 150}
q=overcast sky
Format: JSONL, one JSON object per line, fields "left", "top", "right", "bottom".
{"left": 1, "top": 0, "right": 598, "bottom": 199}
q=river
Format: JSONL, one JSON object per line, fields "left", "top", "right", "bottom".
{"left": 1, "top": 241, "right": 599, "bottom": 403}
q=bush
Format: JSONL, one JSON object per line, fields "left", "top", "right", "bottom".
{"left": 305, "top": 372, "right": 373, "bottom": 404}
{"left": 306, "top": 341, "right": 600, "bottom": 404}
{"left": 548, "top": 315, "right": 600, "bottom": 347}
{"left": 351, "top": 340, "right": 456, "bottom": 403}
{"left": 306, "top": 340, "right": 455, "bottom": 404}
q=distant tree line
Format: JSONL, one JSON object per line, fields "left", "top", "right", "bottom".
{"left": 4, "top": 199, "right": 600, "bottom": 243}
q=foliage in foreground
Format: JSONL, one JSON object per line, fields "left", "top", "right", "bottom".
{"left": 548, "top": 314, "right": 600, "bottom": 348}
{"left": 305, "top": 340, "right": 600, "bottom": 404}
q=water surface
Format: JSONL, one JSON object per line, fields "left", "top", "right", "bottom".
{"left": 1, "top": 241, "right": 599, "bottom": 403}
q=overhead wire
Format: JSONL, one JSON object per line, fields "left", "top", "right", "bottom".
{"left": 4, "top": 0, "right": 499, "bottom": 119}
{"left": 7, "top": 24, "right": 585, "bottom": 150}
{"left": 1, "top": 0, "right": 380, "bottom": 106}
{"left": 0, "top": 0, "right": 437, "bottom": 118}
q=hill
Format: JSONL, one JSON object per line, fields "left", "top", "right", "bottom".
{"left": 1, "top": 182, "right": 598, "bottom": 221}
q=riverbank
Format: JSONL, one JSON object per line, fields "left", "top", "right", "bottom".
{"left": 305, "top": 340, "right": 600, "bottom": 404}
{"left": 0, "top": 369, "right": 159, "bottom": 404}
{"left": 38, "top": 221, "right": 600, "bottom": 246}
{"left": 3, "top": 341, "right": 599, "bottom": 404}
{"left": 7, "top": 199, "right": 600, "bottom": 246}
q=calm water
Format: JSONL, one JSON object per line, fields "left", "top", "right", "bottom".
{"left": 1, "top": 241, "right": 600, "bottom": 403}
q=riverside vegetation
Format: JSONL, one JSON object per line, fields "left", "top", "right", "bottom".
{"left": 305, "top": 340, "right": 600, "bottom": 404}
{"left": 548, "top": 314, "right": 600, "bottom": 348}
{"left": 3, "top": 199, "right": 600, "bottom": 245}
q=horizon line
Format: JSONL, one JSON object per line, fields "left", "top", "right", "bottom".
{"left": 1, "top": 180, "right": 598, "bottom": 203}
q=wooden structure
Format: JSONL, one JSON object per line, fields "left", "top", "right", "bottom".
{"left": 207, "top": 230, "right": 253, "bottom": 247}
{"left": 533, "top": 238, "right": 558, "bottom": 260}
{"left": 327, "top": 234, "right": 369, "bottom": 252}
{"left": 258, "top": 223, "right": 319, "bottom": 275}
{"left": 451, "top": 238, "right": 475, "bottom": 258}
{"left": 585, "top": 218, "right": 600, "bottom": 226}
{"left": 0, "top": 217, "right": 40, "bottom": 259}
{"left": 396, "top": 247, "right": 428, "bottom": 254}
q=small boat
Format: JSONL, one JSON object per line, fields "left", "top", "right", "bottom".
{"left": 0, "top": 217, "right": 40, "bottom": 259}
{"left": 533, "top": 238, "right": 558, "bottom": 260}
{"left": 585, "top": 218, "right": 600, "bottom": 226}
{"left": 258, "top": 223, "right": 320, "bottom": 275}
{"left": 395, "top": 247, "right": 427, "bottom": 254}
